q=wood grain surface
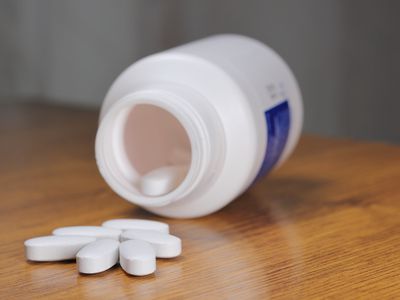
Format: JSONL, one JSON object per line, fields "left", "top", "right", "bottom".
{"left": 0, "top": 102, "right": 399, "bottom": 299}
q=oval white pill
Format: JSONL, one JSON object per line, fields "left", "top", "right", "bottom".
{"left": 24, "top": 235, "right": 96, "bottom": 261}
{"left": 76, "top": 239, "right": 119, "bottom": 274}
{"left": 139, "top": 165, "right": 187, "bottom": 196}
{"left": 120, "top": 229, "right": 181, "bottom": 258}
{"left": 119, "top": 240, "right": 156, "bottom": 276}
{"left": 52, "top": 226, "right": 121, "bottom": 240}
{"left": 102, "top": 219, "right": 169, "bottom": 233}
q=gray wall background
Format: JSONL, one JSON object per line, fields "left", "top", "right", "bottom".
{"left": 1, "top": 0, "right": 399, "bottom": 143}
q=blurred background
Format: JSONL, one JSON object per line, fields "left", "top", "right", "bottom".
{"left": 1, "top": 0, "right": 399, "bottom": 142}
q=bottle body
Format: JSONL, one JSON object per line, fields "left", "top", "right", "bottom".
{"left": 96, "top": 34, "right": 302, "bottom": 218}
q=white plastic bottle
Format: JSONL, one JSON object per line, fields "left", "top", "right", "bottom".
{"left": 95, "top": 34, "right": 303, "bottom": 218}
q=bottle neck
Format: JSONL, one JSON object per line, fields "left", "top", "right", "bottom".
{"left": 95, "top": 83, "right": 225, "bottom": 207}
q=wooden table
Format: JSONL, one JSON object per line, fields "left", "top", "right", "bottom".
{"left": 1, "top": 102, "right": 399, "bottom": 299}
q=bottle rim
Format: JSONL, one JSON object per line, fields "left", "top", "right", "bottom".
{"left": 95, "top": 85, "right": 216, "bottom": 207}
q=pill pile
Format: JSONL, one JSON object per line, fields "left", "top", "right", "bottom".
{"left": 24, "top": 219, "right": 181, "bottom": 276}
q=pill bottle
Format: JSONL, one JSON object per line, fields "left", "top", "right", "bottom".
{"left": 95, "top": 34, "right": 303, "bottom": 218}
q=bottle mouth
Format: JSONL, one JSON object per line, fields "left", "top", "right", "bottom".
{"left": 95, "top": 89, "right": 210, "bottom": 207}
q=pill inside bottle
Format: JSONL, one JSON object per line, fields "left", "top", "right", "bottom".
{"left": 103, "top": 104, "right": 191, "bottom": 198}
{"left": 140, "top": 165, "right": 188, "bottom": 196}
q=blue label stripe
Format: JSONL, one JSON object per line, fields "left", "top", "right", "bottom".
{"left": 255, "top": 100, "right": 290, "bottom": 180}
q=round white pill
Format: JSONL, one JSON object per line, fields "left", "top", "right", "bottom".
{"left": 139, "top": 165, "right": 188, "bottom": 196}
{"left": 52, "top": 226, "right": 121, "bottom": 240}
{"left": 76, "top": 239, "right": 119, "bottom": 274}
{"left": 102, "top": 219, "right": 169, "bottom": 233}
{"left": 120, "top": 229, "right": 181, "bottom": 258}
{"left": 119, "top": 240, "right": 156, "bottom": 276}
{"left": 53, "top": 226, "right": 122, "bottom": 241}
{"left": 24, "top": 235, "right": 96, "bottom": 261}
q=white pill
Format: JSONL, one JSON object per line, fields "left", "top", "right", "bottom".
{"left": 52, "top": 226, "right": 121, "bottom": 240}
{"left": 102, "top": 219, "right": 169, "bottom": 233}
{"left": 139, "top": 165, "right": 187, "bottom": 196}
{"left": 119, "top": 240, "right": 156, "bottom": 276}
{"left": 120, "top": 229, "right": 181, "bottom": 258}
{"left": 25, "top": 235, "right": 96, "bottom": 261}
{"left": 76, "top": 239, "right": 119, "bottom": 274}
